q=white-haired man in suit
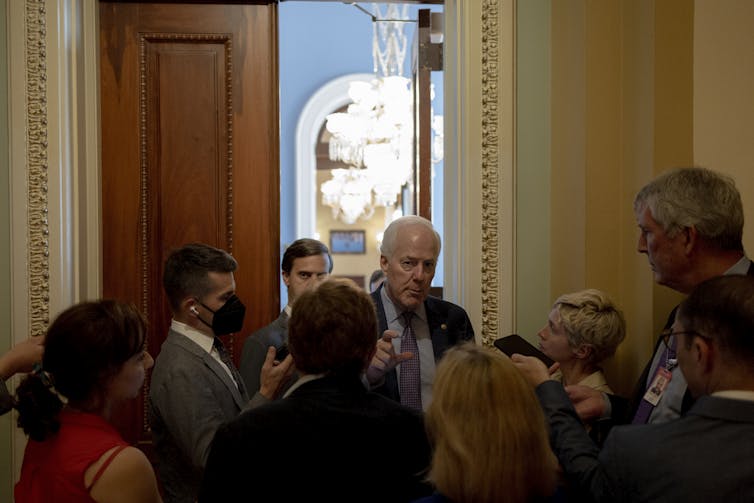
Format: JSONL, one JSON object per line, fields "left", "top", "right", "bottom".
{"left": 366, "top": 215, "right": 475, "bottom": 411}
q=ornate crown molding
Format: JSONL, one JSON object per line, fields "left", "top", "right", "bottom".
{"left": 480, "top": 0, "right": 500, "bottom": 346}
{"left": 25, "top": 0, "right": 50, "bottom": 337}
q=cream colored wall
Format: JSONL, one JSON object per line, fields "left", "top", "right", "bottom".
{"left": 693, "top": 0, "right": 754, "bottom": 254}
{"left": 515, "top": 0, "right": 552, "bottom": 340}
{"left": 539, "top": 0, "right": 752, "bottom": 396}
{"left": 545, "top": 0, "right": 694, "bottom": 395}
{"left": 0, "top": 2, "right": 12, "bottom": 499}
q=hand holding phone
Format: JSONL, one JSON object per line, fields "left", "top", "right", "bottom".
{"left": 494, "top": 334, "right": 555, "bottom": 368}
{"left": 275, "top": 344, "right": 290, "bottom": 362}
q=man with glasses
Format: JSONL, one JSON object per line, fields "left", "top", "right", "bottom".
{"left": 568, "top": 167, "right": 753, "bottom": 426}
{"left": 515, "top": 275, "right": 754, "bottom": 502}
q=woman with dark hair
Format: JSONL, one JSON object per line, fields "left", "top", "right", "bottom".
{"left": 14, "top": 300, "right": 162, "bottom": 503}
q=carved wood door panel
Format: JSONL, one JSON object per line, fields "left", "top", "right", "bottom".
{"left": 99, "top": 2, "right": 280, "bottom": 448}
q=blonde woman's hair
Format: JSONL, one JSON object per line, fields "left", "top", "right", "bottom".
{"left": 554, "top": 289, "right": 626, "bottom": 365}
{"left": 426, "top": 343, "right": 557, "bottom": 503}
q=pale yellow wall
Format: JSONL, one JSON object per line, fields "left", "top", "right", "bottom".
{"left": 536, "top": 0, "right": 752, "bottom": 396}
{"left": 0, "top": 2, "right": 13, "bottom": 499}
{"left": 516, "top": 0, "right": 551, "bottom": 340}
{"left": 545, "top": 0, "right": 694, "bottom": 395}
{"left": 693, "top": 0, "right": 754, "bottom": 254}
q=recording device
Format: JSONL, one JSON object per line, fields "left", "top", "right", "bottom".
{"left": 494, "top": 334, "right": 555, "bottom": 368}
{"left": 275, "top": 344, "right": 290, "bottom": 361}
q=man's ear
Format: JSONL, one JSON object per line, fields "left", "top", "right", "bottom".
{"left": 282, "top": 271, "right": 291, "bottom": 288}
{"left": 683, "top": 226, "right": 698, "bottom": 255}
{"left": 379, "top": 255, "right": 389, "bottom": 273}
{"left": 180, "top": 297, "right": 198, "bottom": 318}
{"left": 694, "top": 335, "right": 714, "bottom": 374}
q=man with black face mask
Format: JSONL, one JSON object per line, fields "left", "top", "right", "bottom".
{"left": 149, "top": 243, "right": 293, "bottom": 503}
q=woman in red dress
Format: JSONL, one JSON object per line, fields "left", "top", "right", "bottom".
{"left": 14, "top": 300, "right": 162, "bottom": 503}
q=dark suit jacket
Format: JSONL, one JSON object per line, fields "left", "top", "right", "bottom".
{"left": 537, "top": 381, "right": 754, "bottom": 502}
{"left": 199, "top": 374, "right": 432, "bottom": 503}
{"left": 608, "top": 259, "right": 754, "bottom": 423}
{"left": 149, "top": 329, "right": 261, "bottom": 503}
{"left": 370, "top": 287, "right": 474, "bottom": 403}
{"left": 239, "top": 310, "right": 289, "bottom": 394}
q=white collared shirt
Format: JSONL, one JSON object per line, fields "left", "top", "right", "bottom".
{"left": 170, "top": 319, "right": 235, "bottom": 381}
{"left": 726, "top": 255, "right": 751, "bottom": 276}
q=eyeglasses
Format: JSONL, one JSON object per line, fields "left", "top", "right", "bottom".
{"left": 660, "top": 328, "right": 698, "bottom": 349}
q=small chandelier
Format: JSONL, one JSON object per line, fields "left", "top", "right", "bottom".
{"left": 323, "top": 4, "right": 414, "bottom": 224}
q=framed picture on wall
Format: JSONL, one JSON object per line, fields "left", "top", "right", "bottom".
{"left": 330, "top": 230, "right": 366, "bottom": 254}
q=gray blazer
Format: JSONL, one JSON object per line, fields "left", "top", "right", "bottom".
{"left": 239, "top": 310, "right": 288, "bottom": 394}
{"left": 537, "top": 381, "right": 754, "bottom": 502}
{"left": 149, "top": 329, "right": 262, "bottom": 503}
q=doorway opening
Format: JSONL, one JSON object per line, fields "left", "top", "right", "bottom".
{"left": 279, "top": 1, "right": 445, "bottom": 305}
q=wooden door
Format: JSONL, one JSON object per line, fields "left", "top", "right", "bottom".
{"left": 100, "top": 2, "right": 280, "bottom": 448}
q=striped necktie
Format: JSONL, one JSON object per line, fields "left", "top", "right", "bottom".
{"left": 213, "top": 338, "right": 246, "bottom": 395}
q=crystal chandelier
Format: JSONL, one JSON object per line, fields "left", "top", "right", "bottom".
{"left": 322, "top": 4, "right": 414, "bottom": 224}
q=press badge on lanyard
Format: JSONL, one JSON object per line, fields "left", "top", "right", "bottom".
{"left": 642, "top": 367, "right": 672, "bottom": 406}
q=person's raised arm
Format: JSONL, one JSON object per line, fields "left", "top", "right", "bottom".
{"left": 0, "top": 336, "right": 45, "bottom": 380}
{"left": 565, "top": 385, "right": 615, "bottom": 422}
{"left": 1, "top": 336, "right": 45, "bottom": 415}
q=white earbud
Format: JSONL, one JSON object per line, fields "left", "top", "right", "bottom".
{"left": 190, "top": 306, "right": 199, "bottom": 315}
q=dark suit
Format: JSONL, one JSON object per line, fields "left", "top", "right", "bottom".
{"left": 537, "top": 381, "right": 754, "bottom": 502}
{"left": 370, "top": 287, "right": 474, "bottom": 403}
{"left": 239, "top": 310, "right": 289, "bottom": 394}
{"left": 199, "top": 374, "right": 432, "bottom": 502}
{"left": 150, "top": 329, "right": 264, "bottom": 503}
{"left": 609, "top": 259, "right": 754, "bottom": 423}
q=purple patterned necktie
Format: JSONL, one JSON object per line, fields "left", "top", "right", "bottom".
{"left": 399, "top": 312, "right": 422, "bottom": 411}
{"left": 632, "top": 335, "right": 676, "bottom": 424}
